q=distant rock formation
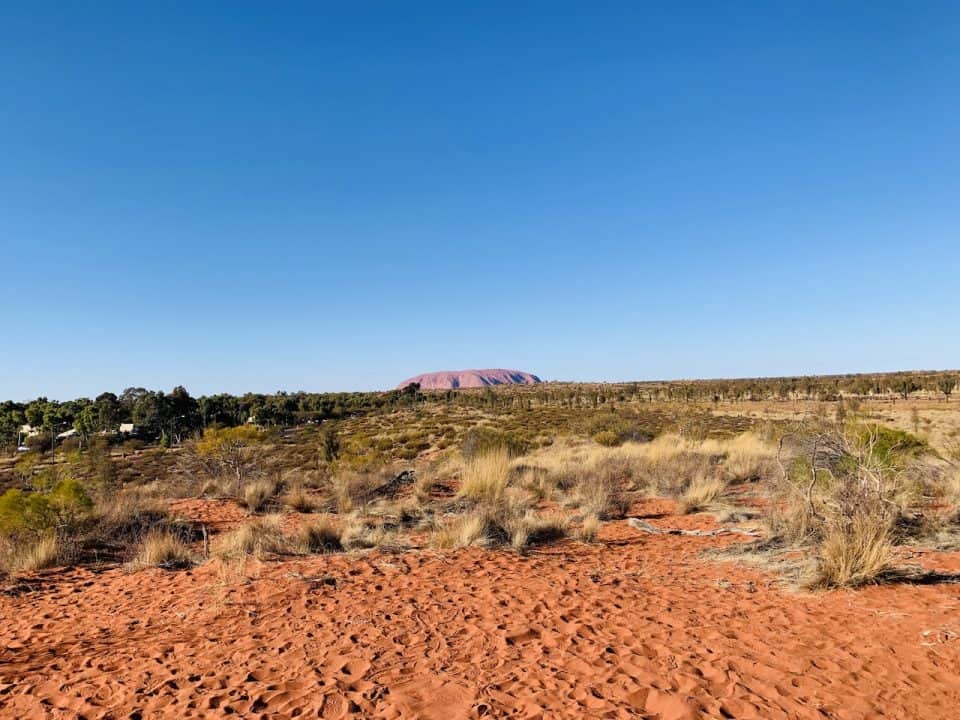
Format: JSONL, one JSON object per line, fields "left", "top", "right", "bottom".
{"left": 397, "top": 369, "right": 541, "bottom": 390}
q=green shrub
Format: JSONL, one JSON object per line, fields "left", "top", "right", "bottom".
{"left": 0, "top": 490, "right": 56, "bottom": 535}
{"left": 47, "top": 479, "right": 94, "bottom": 525}
{"left": 0, "top": 479, "right": 93, "bottom": 537}
{"left": 461, "top": 427, "right": 529, "bottom": 459}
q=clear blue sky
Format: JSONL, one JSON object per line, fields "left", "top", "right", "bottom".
{"left": 2, "top": 2, "right": 958, "bottom": 401}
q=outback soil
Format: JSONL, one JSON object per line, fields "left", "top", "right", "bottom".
{"left": 1, "top": 499, "right": 959, "bottom": 719}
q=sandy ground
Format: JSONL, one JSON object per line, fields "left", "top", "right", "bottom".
{"left": 2, "top": 500, "right": 960, "bottom": 719}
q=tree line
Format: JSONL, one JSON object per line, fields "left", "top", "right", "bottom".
{"left": 0, "top": 386, "right": 420, "bottom": 450}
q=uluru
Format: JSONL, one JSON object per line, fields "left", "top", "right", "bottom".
{"left": 397, "top": 368, "right": 542, "bottom": 390}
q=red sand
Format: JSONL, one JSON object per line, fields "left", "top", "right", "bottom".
{"left": 2, "top": 500, "right": 959, "bottom": 719}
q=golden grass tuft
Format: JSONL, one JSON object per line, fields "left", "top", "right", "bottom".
{"left": 430, "top": 494, "right": 566, "bottom": 553}
{"left": 678, "top": 475, "right": 728, "bottom": 514}
{"left": 213, "top": 516, "right": 288, "bottom": 560}
{"left": 340, "top": 519, "right": 400, "bottom": 551}
{"left": 570, "top": 470, "right": 631, "bottom": 520}
{"left": 811, "top": 513, "right": 895, "bottom": 588}
{"left": 458, "top": 448, "right": 512, "bottom": 503}
{"left": 0, "top": 534, "right": 60, "bottom": 575}
{"left": 240, "top": 479, "right": 279, "bottom": 513}
{"left": 128, "top": 532, "right": 196, "bottom": 570}
{"left": 332, "top": 472, "right": 383, "bottom": 514}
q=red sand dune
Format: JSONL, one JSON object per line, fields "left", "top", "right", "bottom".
{"left": 397, "top": 369, "right": 541, "bottom": 390}
{"left": 2, "top": 498, "right": 959, "bottom": 718}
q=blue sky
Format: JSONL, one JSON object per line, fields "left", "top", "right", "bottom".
{"left": 1, "top": 2, "right": 958, "bottom": 400}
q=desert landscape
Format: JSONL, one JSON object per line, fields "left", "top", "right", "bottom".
{"left": 5, "top": 4, "right": 957, "bottom": 718}
{"left": 2, "top": 373, "right": 960, "bottom": 718}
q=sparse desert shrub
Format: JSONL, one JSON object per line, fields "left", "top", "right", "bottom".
{"left": 458, "top": 449, "right": 511, "bottom": 503}
{"left": 298, "top": 517, "right": 343, "bottom": 553}
{"left": 240, "top": 479, "right": 279, "bottom": 513}
{"left": 756, "top": 421, "right": 935, "bottom": 587}
{"left": 190, "top": 425, "right": 268, "bottom": 494}
{"left": 128, "top": 532, "right": 196, "bottom": 570}
{"left": 588, "top": 417, "right": 654, "bottom": 447}
{"left": 213, "top": 516, "right": 288, "bottom": 560}
{"left": 0, "top": 479, "right": 94, "bottom": 537}
{"left": 592, "top": 430, "right": 620, "bottom": 447}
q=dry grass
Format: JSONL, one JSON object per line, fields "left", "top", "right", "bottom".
{"left": 213, "top": 516, "right": 288, "bottom": 560}
{"left": 297, "top": 516, "right": 343, "bottom": 553}
{"left": 810, "top": 513, "right": 895, "bottom": 588}
{"left": 578, "top": 513, "right": 601, "bottom": 542}
{"left": 572, "top": 464, "right": 632, "bottom": 519}
{"left": 127, "top": 532, "right": 196, "bottom": 570}
{"left": 507, "top": 511, "right": 568, "bottom": 552}
{"left": 458, "top": 448, "right": 511, "bottom": 503}
{"left": 283, "top": 486, "right": 317, "bottom": 513}
{"left": 240, "top": 479, "right": 279, "bottom": 513}
{"left": 332, "top": 472, "right": 383, "bottom": 513}
{"left": 340, "top": 518, "right": 400, "bottom": 551}
{"left": 430, "top": 493, "right": 567, "bottom": 553}
{"left": 678, "top": 475, "right": 729, "bottom": 514}
{"left": 0, "top": 534, "right": 60, "bottom": 575}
